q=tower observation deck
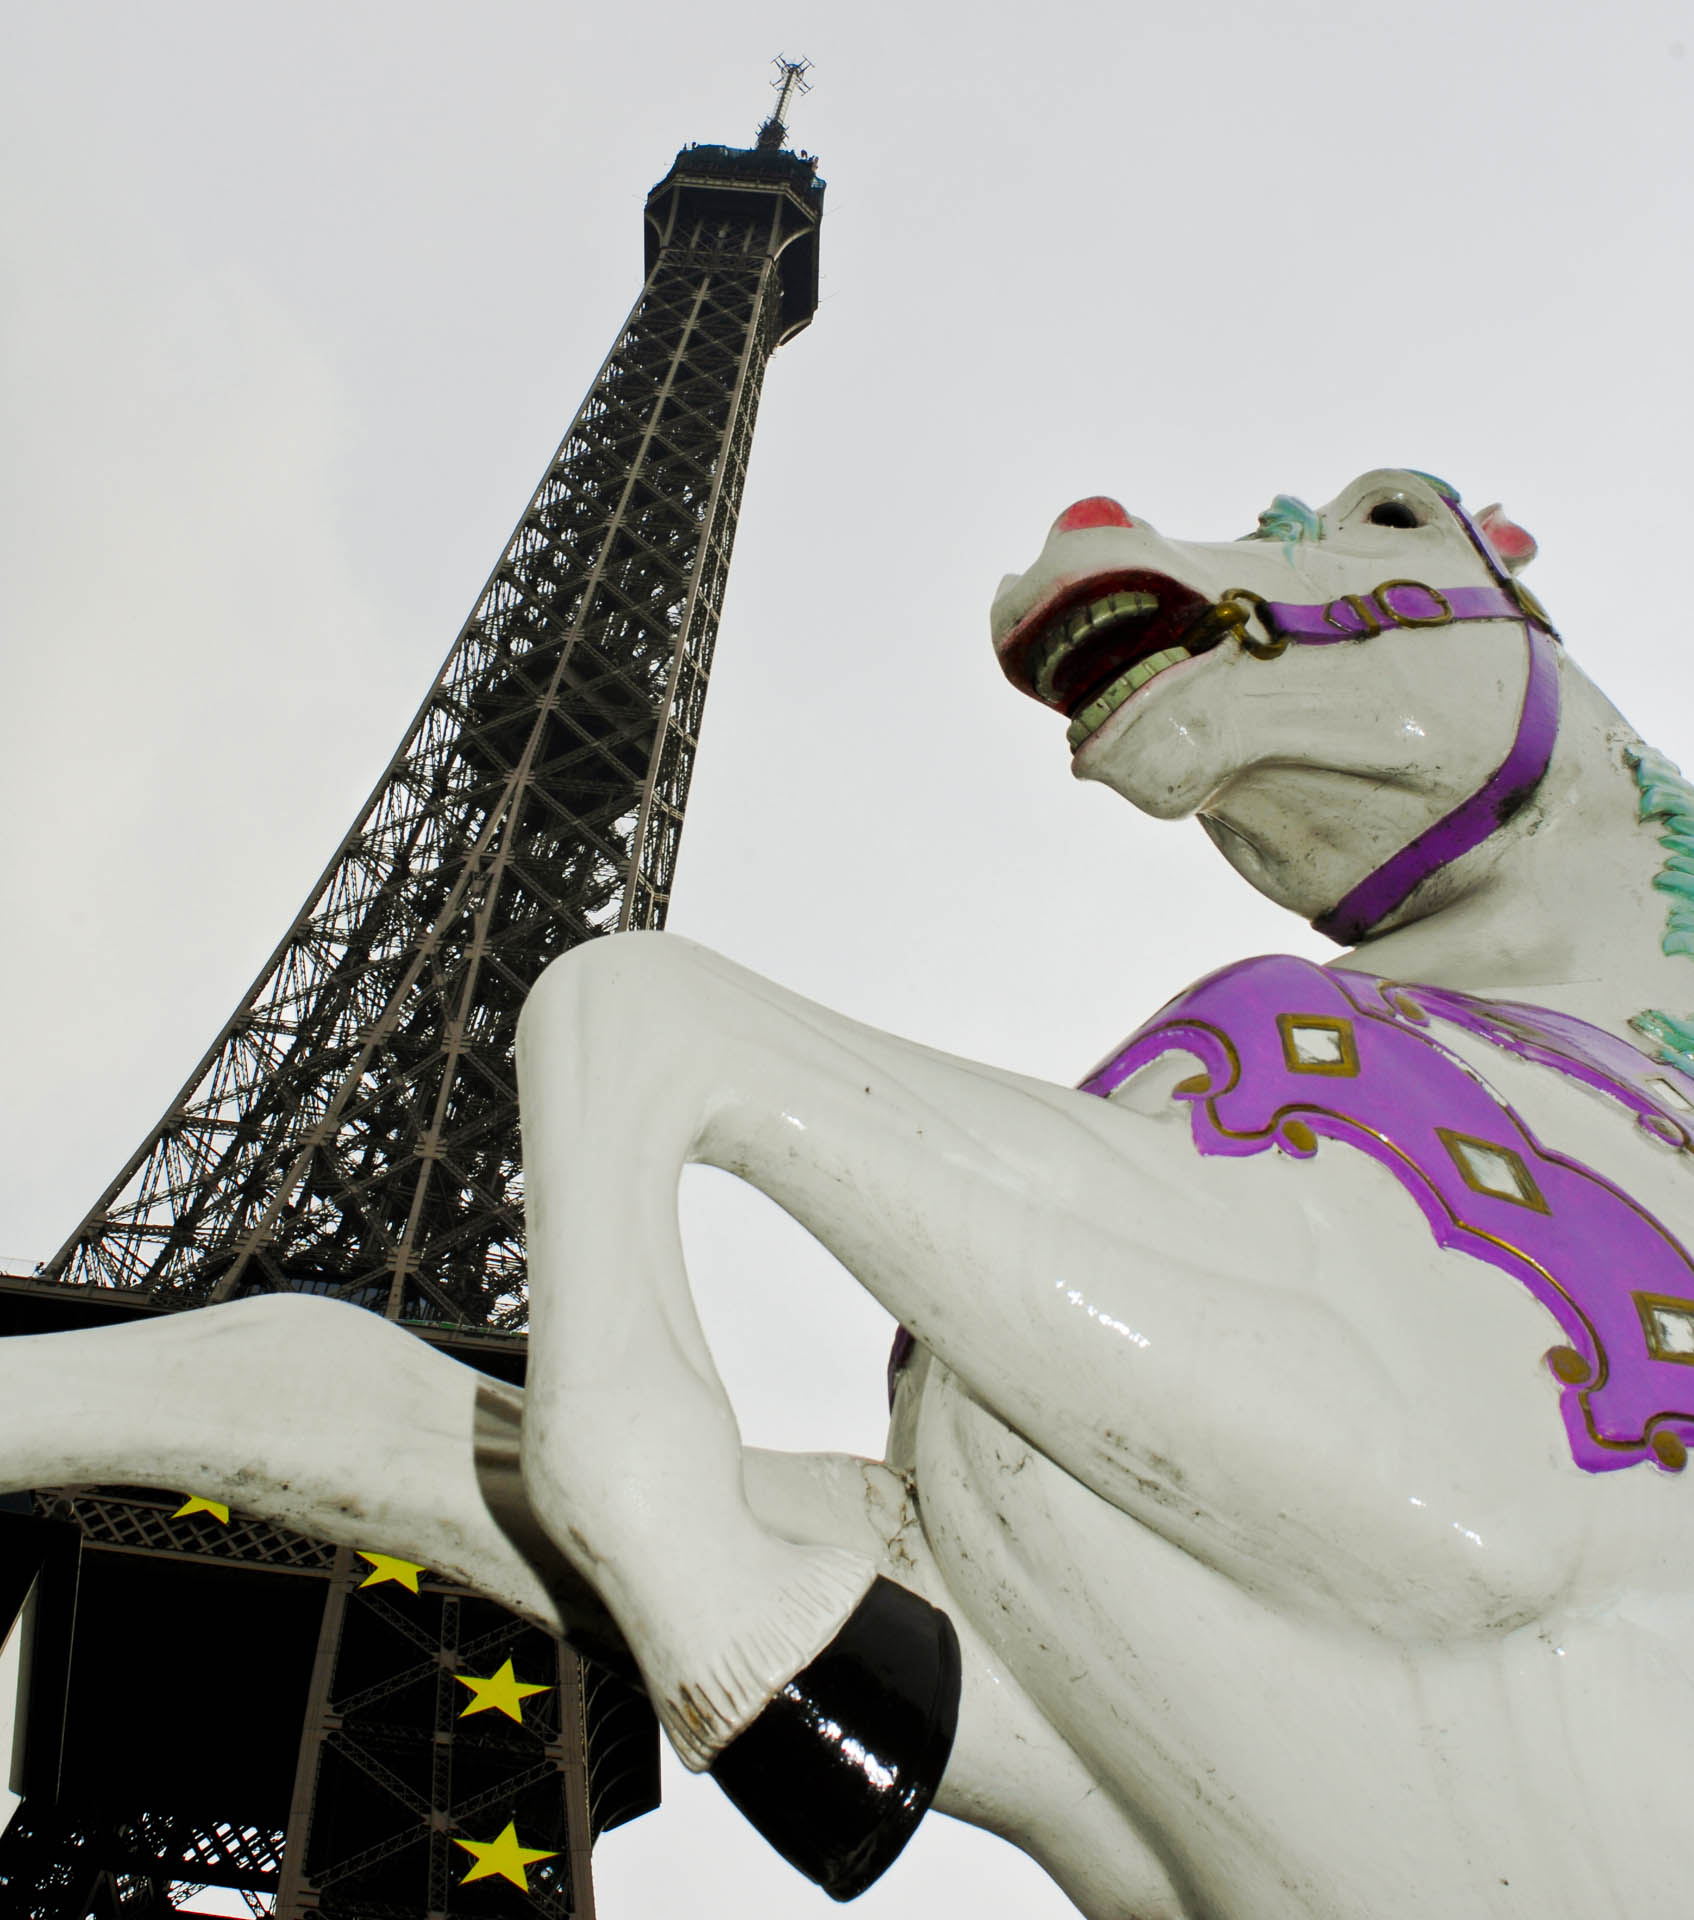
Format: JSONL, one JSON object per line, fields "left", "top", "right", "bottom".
{"left": 0, "top": 71, "right": 823, "bottom": 1920}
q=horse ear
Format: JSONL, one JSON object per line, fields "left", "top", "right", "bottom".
{"left": 1474, "top": 503, "right": 1538, "bottom": 573}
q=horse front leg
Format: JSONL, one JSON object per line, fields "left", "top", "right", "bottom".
{"left": 516, "top": 932, "right": 1432, "bottom": 1785}
{"left": 520, "top": 928, "right": 1320, "bottom": 1894}
{"left": 514, "top": 929, "right": 1165, "bottom": 1746}
{"left": 519, "top": 932, "right": 1054, "bottom": 1893}
{"left": 517, "top": 937, "right": 923, "bottom": 1760}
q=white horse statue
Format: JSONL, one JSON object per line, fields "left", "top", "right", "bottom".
{"left": 11, "top": 467, "right": 1694, "bottom": 1917}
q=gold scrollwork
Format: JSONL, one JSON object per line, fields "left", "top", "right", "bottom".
{"left": 1147, "top": 1003, "right": 1694, "bottom": 1463}
{"left": 1639, "top": 1109, "right": 1689, "bottom": 1150}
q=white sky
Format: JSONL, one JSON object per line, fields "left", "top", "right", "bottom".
{"left": 3, "top": 4, "right": 1692, "bottom": 1916}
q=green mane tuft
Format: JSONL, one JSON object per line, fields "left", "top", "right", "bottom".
{"left": 1626, "top": 745, "right": 1694, "bottom": 1072}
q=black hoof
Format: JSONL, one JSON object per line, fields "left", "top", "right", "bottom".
{"left": 709, "top": 1575, "right": 962, "bottom": 1900}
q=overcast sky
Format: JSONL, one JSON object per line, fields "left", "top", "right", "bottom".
{"left": 4, "top": 3, "right": 1693, "bottom": 1916}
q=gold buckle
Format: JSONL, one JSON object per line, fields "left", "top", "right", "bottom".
{"left": 1374, "top": 580, "right": 1452, "bottom": 628}
{"left": 1323, "top": 593, "right": 1382, "bottom": 637}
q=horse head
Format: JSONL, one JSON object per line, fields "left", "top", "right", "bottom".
{"left": 991, "top": 468, "right": 1564, "bottom": 941}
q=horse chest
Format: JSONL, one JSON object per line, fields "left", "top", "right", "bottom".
{"left": 889, "top": 954, "right": 1694, "bottom": 1914}
{"left": 910, "top": 1360, "right": 1694, "bottom": 1919}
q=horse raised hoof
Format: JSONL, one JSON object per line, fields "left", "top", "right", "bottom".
{"left": 709, "top": 1575, "right": 962, "bottom": 1900}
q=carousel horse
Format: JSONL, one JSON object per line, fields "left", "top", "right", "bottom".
{"left": 10, "top": 467, "right": 1694, "bottom": 1918}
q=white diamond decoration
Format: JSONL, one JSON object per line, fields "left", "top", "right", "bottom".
{"left": 1288, "top": 1023, "right": 1346, "bottom": 1066}
{"left": 1649, "top": 1075, "right": 1694, "bottom": 1112}
{"left": 1447, "top": 1135, "right": 1537, "bottom": 1205}
{"left": 1649, "top": 1304, "right": 1694, "bottom": 1357}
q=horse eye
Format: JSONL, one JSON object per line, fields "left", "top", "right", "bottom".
{"left": 1367, "top": 501, "right": 1421, "bottom": 529}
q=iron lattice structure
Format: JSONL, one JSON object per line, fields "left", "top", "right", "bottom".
{"left": 45, "top": 137, "right": 824, "bottom": 1331}
{"left": 0, "top": 100, "right": 824, "bottom": 1920}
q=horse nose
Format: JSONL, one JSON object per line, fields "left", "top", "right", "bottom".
{"left": 1051, "top": 497, "right": 1137, "bottom": 534}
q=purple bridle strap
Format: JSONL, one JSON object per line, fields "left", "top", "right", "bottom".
{"left": 1312, "top": 623, "right": 1561, "bottom": 944}
{"left": 1261, "top": 580, "right": 1527, "bottom": 642}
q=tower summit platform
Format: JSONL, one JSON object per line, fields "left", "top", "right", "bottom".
{"left": 644, "top": 135, "right": 824, "bottom": 347}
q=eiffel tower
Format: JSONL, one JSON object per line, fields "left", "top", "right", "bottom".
{"left": 0, "top": 61, "right": 823, "bottom": 1920}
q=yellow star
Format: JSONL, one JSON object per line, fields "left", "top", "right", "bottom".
{"left": 172, "top": 1496, "right": 230, "bottom": 1524}
{"left": 454, "top": 1657, "right": 551, "bottom": 1724}
{"left": 356, "top": 1551, "right": 427, "bottom": 1592}
{"left": 453, "top": 1819, "right": 558, "bottom": 1890}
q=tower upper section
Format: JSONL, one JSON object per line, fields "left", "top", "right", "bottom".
{"left": 644, "top": 142, "right": 825, "bottom": 346}
{"left": 44, "top": 114, "right": 827, "bottom": 1326}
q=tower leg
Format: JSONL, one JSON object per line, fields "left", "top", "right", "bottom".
{"left": 274, "top": 1544, "right": 352, "bottom": 1917}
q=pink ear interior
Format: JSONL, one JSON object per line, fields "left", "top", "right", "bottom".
{"left": 1475, "top": 503, "right": 1537, "bottom": 573}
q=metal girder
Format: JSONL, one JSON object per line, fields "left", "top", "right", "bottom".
{"left": 274, "top": 1549, "right": 597, "bottom": 1919}
{"left": 0, "top": 1485, "right": 656, "bottom": 1919}
{"left": 0, "top": 1806, "right": 284, "bottom": 1917}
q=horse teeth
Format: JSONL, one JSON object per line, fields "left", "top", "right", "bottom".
{"left": 1034, "top": 591, "right": 1162, "bottom": 700}
{"left": 1064, "top": 590, "right": 1159, "bottom": 646}
{"left": 1065, "top": 645, "right": 1192, "bottom": 749}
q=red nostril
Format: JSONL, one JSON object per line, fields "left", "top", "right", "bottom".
{"left": 1052, "top": 496, "right": 1136, "bottom": 534}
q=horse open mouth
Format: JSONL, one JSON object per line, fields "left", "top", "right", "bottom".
{"left": 1000, "top": 571, "right": 1227, "bottom": 748}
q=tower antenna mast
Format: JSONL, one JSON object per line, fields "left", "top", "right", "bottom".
{"left": 756, "top": 54, "right": 812, "bottom": 149}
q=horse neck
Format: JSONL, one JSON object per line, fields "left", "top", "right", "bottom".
{"left": 1336, "top": 654, "right": 1694, "bottom": 1047}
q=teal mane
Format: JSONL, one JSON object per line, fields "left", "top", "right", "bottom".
{"left": 1241, "top": 473, "right": 1456, "bottom": 558}
{"left": 1244, "top": 493, "right": 1322, "bottom": 558}
{"left": 1627, "top": 745, "right": 1694, "bottom": 1073}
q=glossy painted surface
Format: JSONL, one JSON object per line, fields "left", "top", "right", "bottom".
{"left": 1082, "top": 953, "right": 1694, "bottom": 1473}
{"left": 8, "top": 470, "right": 1694, "bottom": 1913}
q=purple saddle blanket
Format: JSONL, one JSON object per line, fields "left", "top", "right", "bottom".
{"left": 890, "top": 954, "right": 1694, "bottom": 1476}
